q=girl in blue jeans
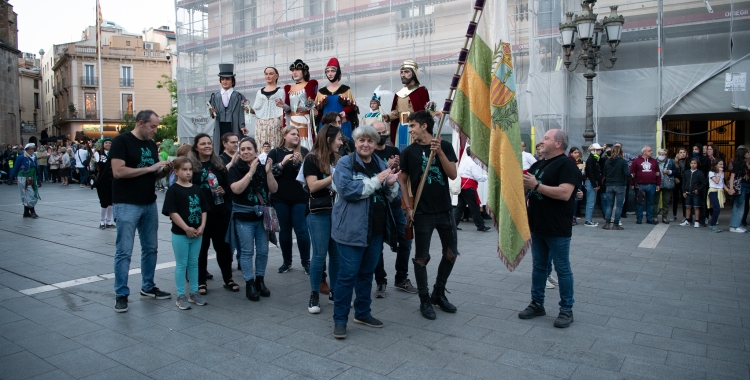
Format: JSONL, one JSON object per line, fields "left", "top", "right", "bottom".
{"left": 302, "top": 125, "right": 343, "bottom": 314}
{"left": 162, "top": 157, "right": 209, "bottom": 310}
{"left": 226, "top": 137, "right": 278, "bottom": 301}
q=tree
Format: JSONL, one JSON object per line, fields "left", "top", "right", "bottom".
{"left": 155, "top": 74, "right": 178, "bottom": 142}
{"left": 118, "top": 113, "right": 136, "bottom": 135}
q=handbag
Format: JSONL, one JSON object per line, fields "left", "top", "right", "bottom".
{"left": 309, "top": 191, "right": 334, "bottom": 214}
{"left": 256, "top": 191, "right": 280, "bottom": 233}
{"left": 660, "top": 161, "right": 675, "bottom": 190}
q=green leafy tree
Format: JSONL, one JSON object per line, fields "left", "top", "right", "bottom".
{"left": 155, "top": 74, "right": 178, "bottom": 143}
{"left": 118, "top": 113, "right": 136, "bottom": 134}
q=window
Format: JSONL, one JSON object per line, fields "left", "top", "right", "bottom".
{"left": 33, "top": 80, "right": 39, "bottom": 89}
{"left": 83, "top": 64, "right": 95, "bottom": 86}
{"left": 34, "top": 93, "right": 39, "bottom": 109}
{"left": 84, "top": 93, "right": 97, "bottom": 118}
{"left": 125, "top": 40, "right": 130, "bottom": 46}
{"left": 121, "top": 94, "right": 133, "bottom": 117}
{"left": 120, "top": 66, "right": 133, "bottom": 87}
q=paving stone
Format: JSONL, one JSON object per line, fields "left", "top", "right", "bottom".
{"left": 387, "top": 361, "right": 468, "bottom": 380}
{"left": 147, "top": 360, "right": 227, "bottom": 380}
{"left": 0, "top": 319, "right": 51, "bottom": 341}
{"left": 327, "top": 345, "right": 404, "bottom": 376}
{"left": 604, "top": 316, "right": 674, "bottom": 337}
{"left": 445, "top": 355, "right": 558, "bottom": 380}
{"left": 666, "top": 351, "right": 750, "bottom": 379}
{"left": 0, "top": 336, "right": 23, "bottom": 358}
{"left": 106, "top": 344, "right": 181, "bottom": 374}
{"left": 80, "top": 365, "right": 152, "bottom": 380}
{"left": 497, "top": 348, "right": 579, "bottom": 378}
{"left": 73, "top": 328, "right": 142, "bottom": 354}
{"left": 41, "top": 316, "right": 105, "bottom": 338}
{"left": 569, "top": 364, "right": 630, "bottom": 380}
{"left": 164, "top": 339, "right": 240, "bottom": 365}
{"left": 223, "top": 334, "right": 295, "bottom": 362}
{"left": 545, "top": 342, "right": 624, "bottom": 372}
{"left": 706, "top": 345, "right": 750, "bottom": 365}
{"left": 44, "top": 347, "right": 120, "bottom": 378}
{"left": 15, "top": 331, "right": 82, "bottom": 358}
{"left": 276, "top": 330, "right": 348, "bottom": 356}
{"left": 0, "top": 350, "right": 57, "bottom": 380}
{"left": 672, "top": 327, "right": 747, "bottom": 350}
{"left": 211, "top": 355, "right": 292, "bottom": 380}
{"left": 274, "top": 349, "right": 350, "bottom": 380}
{"left": 332, "top": 367, "right": 392, "bottom": 380}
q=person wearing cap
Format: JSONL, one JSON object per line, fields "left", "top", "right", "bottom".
{"left": 583, "top": 143, "right": 603, "bottom": 227}
{"left": 95, "top": 138, "right": 115, "bottom": 229}
{"left": 9, "top": 143, "right": 41, "bottom": 218}
{"left": 382, "top": 60, "right": 430, "bottom": 151}
{"left": 277, "top": 59, "right": 318, "bottom": 150}
{"left": 314, "top": 57, "right": 359, "bottom": 140}
{"left": 362, "top": 90, "right": 383, "bottom": 127}
{"left": 209, "top": 63, "right": 249, "bottom": 152}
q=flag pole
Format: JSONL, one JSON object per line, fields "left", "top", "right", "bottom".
{"left": 96, "top": 0, "right": 104, "bottom": 140}
{"left": 410, "top": 0, "right": 486, "bottom": 218}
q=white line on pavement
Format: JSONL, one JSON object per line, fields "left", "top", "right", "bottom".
{"left": 638, "top": 223, "right": 670, "bottom": 249}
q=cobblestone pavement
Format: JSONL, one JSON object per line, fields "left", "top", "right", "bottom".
{"left": 0, "top": 183, "right": 748, "bottom": 379}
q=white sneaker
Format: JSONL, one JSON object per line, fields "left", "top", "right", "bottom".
{"left": 547, "top": 276, "right": 558, "bottom": 286}
{"left": 546, "top": 280, "right": 555, "bottom": 289}
{"left": 618, "top": 221, "right": 623, "bottom": 226}
{"left": 729, "top": 227, "right": 747, "bottom": 233}
{"left": 694, "top": 222, "right": 700, "bottom": 228}
{"left": 680, "top": 220, "right": 690, "bottom": 226}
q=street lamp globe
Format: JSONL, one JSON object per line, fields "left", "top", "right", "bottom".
{"left": 603, "top": 6, "right": 625, "bottom": 48}
{"left": 574, "top": 3, "right": 597, "bottom": 41}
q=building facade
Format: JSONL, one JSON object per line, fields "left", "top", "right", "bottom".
{"left": 48, "top": 22, "right": 172, "bottom": 141}
{"left": 0, "top": 0, "right": 19, "bottom": 146}
{"left": 18, "top": 52, "right": 41, "bottom": 145}
{"left": 174, "top": 0, "right": 750, "bottom": 157}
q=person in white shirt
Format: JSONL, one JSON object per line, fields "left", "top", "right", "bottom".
{"left": 74, "top": 144, "right": 90, "bottom": 188}
{"left": 521, "top": 141, "right": 537, "bottom": 171}
{"left": 453, "top": 146, "right": 490, "bottom": 231}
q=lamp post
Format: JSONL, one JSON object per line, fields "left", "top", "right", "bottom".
{"left": 559, "top": 1, "right": 624, "bottom": 152}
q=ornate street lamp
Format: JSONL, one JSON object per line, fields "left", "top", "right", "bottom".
{"left": 560, "top": 1, "right": 624, "bottom": 152}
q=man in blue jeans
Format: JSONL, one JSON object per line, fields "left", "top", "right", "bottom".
{"left": 520, "top": 129, "right": 578, "bottom": 328}
{"left": 110, "top": 110, "right": 173, "bottom": 312}
{"left": 630, "top": 145, "right": 661, "bottom": 225}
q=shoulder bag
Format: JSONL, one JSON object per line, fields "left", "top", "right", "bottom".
{"left": 660, "top": 159, "right": 675, "bottom": 190}
{"left": 256, "top": 190, "right": 280, "bottom": 233}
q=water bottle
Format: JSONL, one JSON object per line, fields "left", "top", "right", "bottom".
{"left": 207, "top": 170, "right": 224, "bottom": 205}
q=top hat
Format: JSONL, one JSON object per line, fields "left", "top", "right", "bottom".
{"left": 218, "top": 63, "right": 235, "bottom": 77}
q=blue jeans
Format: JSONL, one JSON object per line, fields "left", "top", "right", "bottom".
{"left": 38, "top": 165, "right": 48, "bottom": 182}
{"left": 334, "top": 235, "right": 384, "bottom": 325}
{"left": 235, "top": 219, "right": 269, "bottom": 282}
{"left": 600, "top": 191, "right": 610, "bottom": 220}
{"left": 308, "top": 212, "right": 339, "bottom": 292}
{"left": 605, "top": 185, "right": 626, "bottom": 222}
{"left": 531, "top": 232, "right": 574, "bottom": 311}
{"left": 585, "top": 180, "right": 598, "bottom": 222}
{"left": 375, "top": 203, "right": 411, "bottom": 285}
{"left": 114, "top": 202, "right": 159, "bottom": 297}
{"left": 272, "top": 201, "right": 311, "bottom": 265}
{"left": 635, "top": 184, "right": 656, "bottom": 222}
{"left": 729, "top": 184, "right": 748, "bottom": 228}
{"left": 172, "top": 233, "right": 201, "bottom": 296}
{"left": 77, "top": 166, "right": 89, "bottom": 185}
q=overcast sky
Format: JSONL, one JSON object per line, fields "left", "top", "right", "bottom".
{"left": 13, "top": 0, "right": 176, "bottom": 55}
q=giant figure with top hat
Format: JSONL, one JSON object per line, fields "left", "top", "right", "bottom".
{"left": 209, "top": 63, "right": 248, "bottom": 152}
{"left": 383, "top": 60, "right": 430, "bottom": 151}
{"left": 276, "top": 59, "right": 318, "bottom": 150}
{"left": 314, "top": 58, "right": 359, "bottom": 140}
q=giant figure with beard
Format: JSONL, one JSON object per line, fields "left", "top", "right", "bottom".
{"left": 382, "top": 60, "right": 430, "bottom": 151}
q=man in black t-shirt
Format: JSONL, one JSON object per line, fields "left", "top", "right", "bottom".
{"left": 110, "top": 110, "right": 173, "bottom": 313}
{"left": 519, "top": 129, "right": 577, "bottom": 328}
{"left": 398, "top": 111, "right": 458, "bottom": 320}
{"left": 372, "top": 120, "right": 416, "bottom": 297}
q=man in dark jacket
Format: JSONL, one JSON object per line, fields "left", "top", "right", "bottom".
{"left": 680, "top": 157, "right": 707, "bottom": 228}
{"left": 584, "top": 143, "right": 603, "bottom": 226}
{"left": 630, "top": 145, "right": 661, "bottom": 225}
{"left": 603, "top": 145, "right": 630, "bottom": 229}
{"left": 692, "top": 143, "right": 711, "bottom": 225}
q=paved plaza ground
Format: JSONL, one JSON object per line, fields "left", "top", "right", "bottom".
{"left": 0, "top": 183, "right": 748, "bottom": 379}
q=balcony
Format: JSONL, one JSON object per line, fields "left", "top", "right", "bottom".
{"left": 120, "top": 78, "right": 134, "bottom": 87}
{"left": 80, "top": 76, "right": 98, "bottom": 87}
{"left": 83, "top": 109, "right": 99, "bottom": 119}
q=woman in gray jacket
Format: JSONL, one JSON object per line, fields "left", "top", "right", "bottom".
{"left": 330, "top": 125, "right": 400, "bottom": 340}
{"left": 603, "top": 146, "right": 630, "bottom": 230}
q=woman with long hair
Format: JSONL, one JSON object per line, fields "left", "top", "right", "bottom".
{"left": 603, "top": 146, "right": 630, "bottom": 230}
{"left": 252, "top": 67, "right": 285, "bottom": 148}
{"left": 95, "top": 138, "right": 115, "bottom": 229}
{"left": 728, "top": 146, "right": 749, "bottom": 233}
{"left": 304, "top": 125, "right": 343, "bottom": 313}
{"left": 707, "top": 159, "right": 730, "bottom": 233}
{"left": 189, "top": 133, "right": 238, "bottom": 294}
{"left": 267, "top": 126, "right": 311, "bottom": 274}
{"left": 227, "top": 137, "right": 278, "bottom": 301}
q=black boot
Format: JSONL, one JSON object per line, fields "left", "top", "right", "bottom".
{"left": 254, "top": 276, "right": 270, "bottom": 297}
{"left": 23, "top": 206, "right": 30, "bottom": 218}
{"left": 419, "top": 293, "right": 436, "bottom": 320}
{"left": 431, "top": 285, "right": 457, "bottom": 313}
{"left": 29, "top": 208, "right": 39, "bottom": 219}
{"left": 245, "top": 280, "right": 259, "bottom": 301}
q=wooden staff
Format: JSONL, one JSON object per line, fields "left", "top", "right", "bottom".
{"left": 408, "top": 0, "right": 486, "bottom": 223}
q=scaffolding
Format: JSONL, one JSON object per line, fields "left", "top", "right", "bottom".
{"left": 174, "top": 0, "right": 750, "bottom": 151}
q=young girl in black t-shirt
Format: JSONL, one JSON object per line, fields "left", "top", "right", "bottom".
{"left": 162, "top": 157, "right": 209, "bottom": 310}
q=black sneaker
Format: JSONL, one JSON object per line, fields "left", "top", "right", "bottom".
{"left": 114, "top": 296, "right": 128, "bottom": 313}
{"left": 278, "top": 263, "right": 291, "bottom": 273}
{"left": 308, "top": 292, "right": 321, "bottom": 314}
{"left": 554, "top": 310, "right": 574, "bottom": 328}
{"left": 354, "top": 316, "right": 383, "bottom": 328}
{"left": 303, "top": 262, "right": 310, "bottom": 275}
{"left": 394, "top": 279, "right": 418, "bottom": 294}
{"left": 477, "top": 226, "right": 491, "bottom": 232}
{"left": 646, "top": 220, "right": 658, "bottom": 225}
{"left": 140, "top": 287, "right": 172, "bottom": 300}
{"left": 518, "top": 301, "right": 546, "bottom": 319}
{"left": 375, "top": 283, "right": 386, "bottom": 298}
{"left": 333, "top": 323, "right": 347, "bottom": 339}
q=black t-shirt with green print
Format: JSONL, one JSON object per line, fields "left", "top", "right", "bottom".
{"left": 400, "top": 140, "right": 457, "bottom": 214}
{"left": 110, "top": 132, "right": 159, "bottom": 205}
{"left": 162, "top": 183, "right": 210, "bottom": 235}
{"left": 227, "top": 160, "right": 270, "bottom": 222}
